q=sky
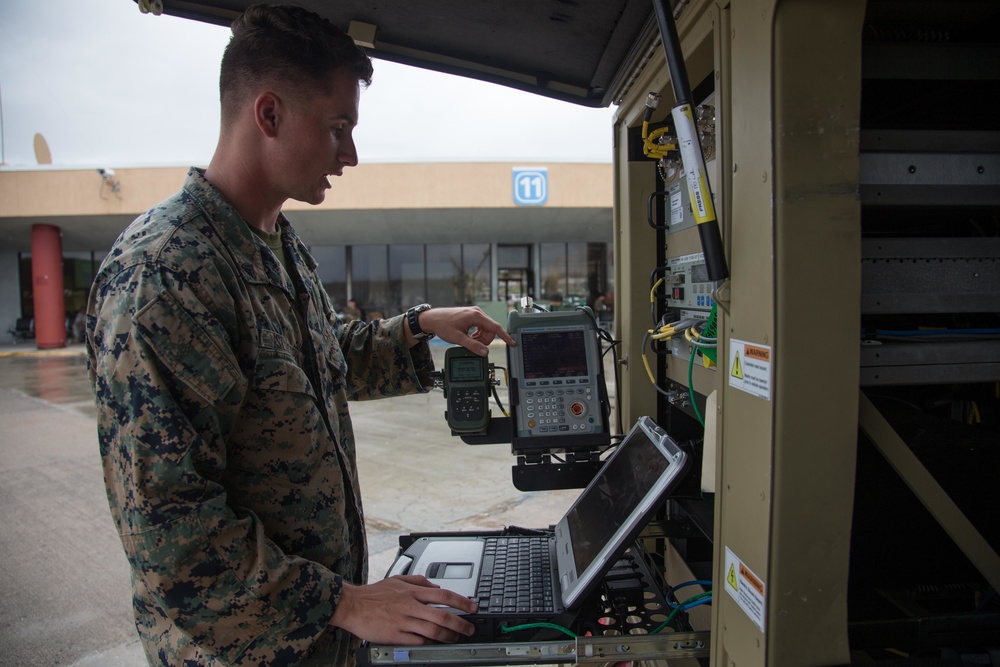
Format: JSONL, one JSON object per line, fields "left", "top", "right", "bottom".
{"left": 0, "top": 0, "right": 617, "bottom": 169}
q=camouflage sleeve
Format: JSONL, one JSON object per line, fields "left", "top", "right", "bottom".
{"left": 90, "top": 261, "right": 341, "bottom": 663}
{"left": 331, "top": 312, "right": 436, "bottom": 401}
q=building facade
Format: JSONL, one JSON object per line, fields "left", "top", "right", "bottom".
{"left": 0, "top": 163, "right": 613, "bottom": 344}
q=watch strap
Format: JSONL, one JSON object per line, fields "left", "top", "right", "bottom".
{"left": 406, "top": 304, "right": 434, "bottom": 341}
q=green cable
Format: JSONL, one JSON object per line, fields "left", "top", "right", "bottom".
{"left": 501, "top": 591, "right": 714, "bottom": 639}
{"left": 687, "top": 348, "right": 705, "bottom": 426}
{"left": 500, "top": 621, "right": 578, "bottom": 639}
{"left": 651, "top": 590, "right": 713, "bottom": 634}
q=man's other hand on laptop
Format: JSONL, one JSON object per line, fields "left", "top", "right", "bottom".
{"left": 330, "top": 575, "right": 478, "bottom": 644}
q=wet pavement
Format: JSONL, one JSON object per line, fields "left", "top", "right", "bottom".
{"left": 0, "top": 346, "right": 97, "bottom": 419}
{"left": 0, "top": 341, "right": 588, "bottom": 666}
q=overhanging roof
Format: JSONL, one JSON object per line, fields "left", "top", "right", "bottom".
{"left": 1, "top": 207, "right": 613, "bottom": 253}
{"left": 0, "top": 163, "right": 613, "bottom": 252}
{"left": 141, "top": 0, "right": 657, "bottom": 107}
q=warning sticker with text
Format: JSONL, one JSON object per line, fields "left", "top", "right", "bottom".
{"left": 728, "top": 339, "right": 772, "bottom": 401}
{"left": 724, "top": 547, "right": 767, "bottom": 632}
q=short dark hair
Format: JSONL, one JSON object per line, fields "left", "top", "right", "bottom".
{"left": 220, "top": 4, "right": 374, "bottom": 125}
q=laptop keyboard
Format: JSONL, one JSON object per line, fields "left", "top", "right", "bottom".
{"left": 475, "top": 536, "right": 556, "bottom": 614}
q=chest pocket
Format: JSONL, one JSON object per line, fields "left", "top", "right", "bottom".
{"left": 253, "top": 350, "right": 314, "bottom": 396}
{"left": 254, "top": 328, "right": 312, "bottom": 395}
{"left": 226, "top": 331, "right": 326, "bottom": 480}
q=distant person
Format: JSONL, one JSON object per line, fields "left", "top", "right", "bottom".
{"left": 71, "top": 308, "right": 87, "bottom": 343}
{"left": 589, "top": 291, "right": 604, "bottom": 313}
{"left": 596, "top": 290, "right": 614, "bottom": 328}
{"left": 342, "top": 298, "right": 364, "bottom": 321}
{"left": 86, "top": 5, "right": 515, "bottom": 665}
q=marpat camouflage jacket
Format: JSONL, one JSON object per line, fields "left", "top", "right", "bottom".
{"left": 87, "top": 168, "right": 433, "bottom": 666}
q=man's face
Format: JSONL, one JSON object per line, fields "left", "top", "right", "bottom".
{"left": 273, "top": 68, "right": 361, "bottom": 205}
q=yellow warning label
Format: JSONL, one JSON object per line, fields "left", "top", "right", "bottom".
{"left": 729, "top": 339, "right": 772, "bottom": 401}
{"left": 731, "top": 352, "right": 743, "bottom": 379}
{"left": 724, "top": 547, "right": 767, "bottom": 632}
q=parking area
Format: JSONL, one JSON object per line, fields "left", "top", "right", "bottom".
{"left": 0, "top": 342, "right": 582, "bottom": 666}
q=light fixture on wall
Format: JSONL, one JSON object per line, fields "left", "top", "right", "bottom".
{"left": 97, "top": 168, "right": 121, "bottom": 198}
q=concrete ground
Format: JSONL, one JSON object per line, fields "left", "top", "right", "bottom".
{"left": 0, "top": 341, "right": 589, "bottom": 666}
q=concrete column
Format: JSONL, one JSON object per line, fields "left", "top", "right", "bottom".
{"left": 31, "top": 224, "right": 66, "bottom": 349}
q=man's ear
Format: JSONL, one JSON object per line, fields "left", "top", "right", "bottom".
{"left": 253, "top": 91, "right": 281, "bottom": 138}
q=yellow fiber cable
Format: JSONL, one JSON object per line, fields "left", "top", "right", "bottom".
{"left": 650, "top": 278, "right": 663, "bottom": 303}
{"left": 642, "top": 348, "right": 658, "bottom": 386}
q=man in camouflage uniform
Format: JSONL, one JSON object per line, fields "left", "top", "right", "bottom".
{"left": 87, "top": 5, "right": 514, "bottom": 665}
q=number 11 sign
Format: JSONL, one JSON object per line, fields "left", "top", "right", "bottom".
{"left": 512, "top": 167, "right": 548, "bottom": 206}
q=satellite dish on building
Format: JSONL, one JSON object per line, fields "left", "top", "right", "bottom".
{"left": 34, "top": 133, "right": 52, "bottom": 165}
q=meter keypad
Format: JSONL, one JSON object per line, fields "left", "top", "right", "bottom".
{"left": 524, "top": 387, "right": 595, "bottom": 432}
{"left": 451, "top": 387, "right": 486, "bottom": 423}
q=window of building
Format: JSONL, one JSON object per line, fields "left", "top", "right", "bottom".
{"left": 462, "top": 244, "right": 492, "bottom": 303}
{"left": 539, "top": 242, "right": 567, "bottom": 307}
{"left": 313, "top": 241, "right": 610, "bottom": 317}
{"left": 497, "top": 244, "right": 529, "bottom": 269}
{"left": 389, "top": 244, "right": 426, "bottom": 314}
{"left": 587, "top": 242, "right": 611, "bottom": 312}
{"left": 538, "top": 242, "right": 609, "bottom": 311}
{"left": 312, "top": 242, "right": 500, "bottom": 315}
{"left": 311, "top": 245, "right": 347, "bottom": 310}
{"left": 350, "top": 245, "right": 389, "bottom": 319}
{"left": 497, "top": 244, "right": 532, "bottom": 304}
{"left": 426, "top": 244, "right": 462, "bottom": 306}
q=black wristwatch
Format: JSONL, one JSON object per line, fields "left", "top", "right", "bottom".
{"left": 406, "top": 303, "right": 434, "bottom": 341}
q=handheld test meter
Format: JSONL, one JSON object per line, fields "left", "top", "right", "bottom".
{"left": 443, "top": 346, "right": 492, "bottom": 435}
{"left": 506, "top": 309, "right": 610, "bottom": 452}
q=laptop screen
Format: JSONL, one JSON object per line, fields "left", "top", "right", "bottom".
{"left": 564, "top": 420, "right": 674, "bottom": 577}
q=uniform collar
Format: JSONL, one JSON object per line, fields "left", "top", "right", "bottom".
{"left": 182, "top": 167, "right": 318, "bottom": 287}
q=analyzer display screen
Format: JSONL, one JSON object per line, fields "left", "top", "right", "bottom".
{"left": 521, "top": 329, "right": 589, "bottom": 379}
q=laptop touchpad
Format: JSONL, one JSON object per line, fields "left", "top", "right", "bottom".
{"left": 412, "top": 540, "right": 483, "bottom": 598}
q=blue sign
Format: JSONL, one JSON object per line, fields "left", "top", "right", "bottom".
{"left": 512, "top": 167, "right": 548, "bottom": 206}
